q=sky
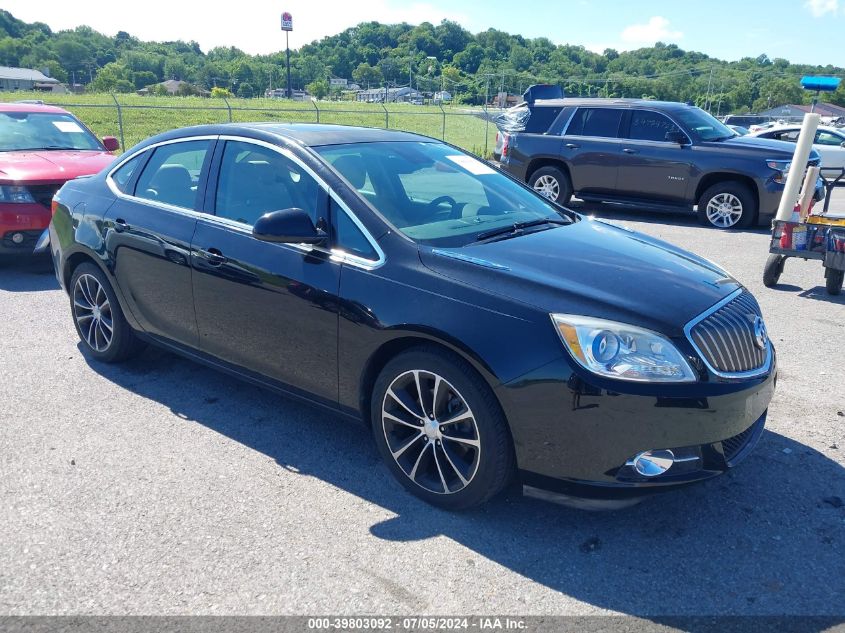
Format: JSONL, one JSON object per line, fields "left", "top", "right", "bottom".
{"left": 3, "top": 0, "right": 844, "bottom": 67}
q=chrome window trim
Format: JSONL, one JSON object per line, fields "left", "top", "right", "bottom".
{"left": 105, "top": 134, "right": 385, "bottom": 271}
{"left": 683, "top": 288, "right": 773, "bottom": 380}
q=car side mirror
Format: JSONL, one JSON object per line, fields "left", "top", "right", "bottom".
{"left": 841, "top": 141, "right": 845, "bottom": 149}
{"left": 665, "top": 131, "right": 689, "bottom": 145}
{"left": 102, "top": 136, "right": 120, "bottom": 152}
{"left": 252, "top": 208, "right": 326, "bottom": 245}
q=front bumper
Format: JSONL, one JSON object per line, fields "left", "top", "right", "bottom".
{"left": 497, "top": 351, "right": 776, "bottom": 501}
{"left": 758, "top": 176, "right": 825, "bottom": 222}
{"left": 0, "top": 202, "right": 51, "bottom": 254}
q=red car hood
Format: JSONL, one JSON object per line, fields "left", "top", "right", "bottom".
{"left": 0, "top": 150, "right": 115, "bottom": 185}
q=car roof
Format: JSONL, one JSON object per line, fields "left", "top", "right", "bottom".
{"left": 753, "top": 124, "right": 844, "bottom": 134}
{"left": 136, "top": 122, "right": 435, "bottom": 150}
{"left": 0, "top": 102, "right": 70, "bottom": 114}
{"left": 528, "top": 97, "right": 696, "bottom": 111}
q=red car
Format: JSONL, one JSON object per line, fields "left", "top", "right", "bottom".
{"left": 0, "top": 102, "right": 118, "bottom": 255}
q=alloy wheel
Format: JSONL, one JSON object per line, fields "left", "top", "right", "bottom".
{"left": 705, "top": 193, "right": 743, "bottom": 228}
{"left": 73, "top": 273, "right": 114, "bottom": 352}
{"left": 381, "top": 370, "right": 481, "bottom": 495}
{"left": 533, "top": 175, "right": 560, "bottom": 200}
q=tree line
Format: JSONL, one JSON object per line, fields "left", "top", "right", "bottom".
{"left": 1, "top": 9, "right": 843, "bottom": 112}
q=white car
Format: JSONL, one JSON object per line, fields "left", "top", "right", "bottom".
{"left": 749, "top": 124, "right": 845, "bottom": 172}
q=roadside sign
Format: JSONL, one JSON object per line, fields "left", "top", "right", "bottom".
{"left": 281, "top": 12, "right": 293, "bottom": 31}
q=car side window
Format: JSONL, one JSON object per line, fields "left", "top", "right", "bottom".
{"left": 565, "top": 108, "right": 623, "bottom": 138}
{"left": 628, "top": 110, "right": 683, "bottom": 142}
{"left": 135, "top": 140, "right": 211, "bottom": 209}
{"left": 330, "top": 197, "right": 378, "bottom": 261}
{"left": 111, "top": 153, "right": 145, "bottom": 194}
{"left": 772, "top": 130, "right": 800, "bottom": 142}
{"left": 215, "top": 140, "right": 320, "bottom": 226}
{"left": 816, "top": 131, "right": 844, "bottom": 146}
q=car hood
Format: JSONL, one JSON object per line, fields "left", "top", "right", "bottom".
{"left": 419, "top": 218, "right": 741, "bottom": 337}
{"left": 703, "top": 134, "right": 819, "bottom": 160}
{"left": 0, "top": 150, "right": 115, "bottom": 184}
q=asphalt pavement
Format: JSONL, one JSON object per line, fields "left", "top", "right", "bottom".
{"left": 1, "top": 199, "right": 843, "bottom": 622}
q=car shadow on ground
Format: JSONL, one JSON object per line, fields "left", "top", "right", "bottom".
{"left": 0, "top": 255, "right": 59, "bottom": 292}
{"left": 568, "top": 200, "right": 772, "bottom": 235}
{"left": 83, "top": 345, "right": 845, "bottom": 623}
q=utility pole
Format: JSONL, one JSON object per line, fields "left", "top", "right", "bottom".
{"left": 409, "top": 59, "right": 413, "bottom": 90}
{"left": 705, "top": 65, "right": 714, "bottom": 111}
{"left": 716, "top": 74, "right": 725, "bottom": 117}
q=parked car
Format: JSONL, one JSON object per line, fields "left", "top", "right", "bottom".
{"left": 727, "top": 124, "right": 750, "bottom": 136}
{"left": 0, "top": 102, "right": 119, "bottom": 255}
{"left": 749, "top": 124, "right": 845, "bottom": 172}
{"left": 496, "top": 98, "right": 823, "bottom": 229}
{"left": 49, "top": 123, "right": 776, "bottom": 510}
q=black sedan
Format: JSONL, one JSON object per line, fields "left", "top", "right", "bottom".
{"left": 49, "top": 123, "right": 776, "bottom": 510}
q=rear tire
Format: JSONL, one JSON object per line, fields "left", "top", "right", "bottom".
{"left": 825, "top": 268, "right": 844, "bottom": 296}
{"left": 528, "top": 166, "right": 573, "bottom": 205}
{"left": 70, "top": 262, "right": 144, "bottom": 363}
{"left": 763, "top": 254, "right": 786, "bottom": 287}
{"left": 697, "top": 182, "right": 756, "bottom": 229}
{"left": 371, "top": 346, "right": 514, "bottom": 510}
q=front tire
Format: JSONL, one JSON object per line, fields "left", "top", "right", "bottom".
{"left": 763, "top": 254, "right": 786, "bottom": 287}
{"left": 697, "top": 182, "right": 756, "bottom": 229}
{"left": 70, "top": 262, "right": 143, "bottom": 363}
{"left": 371, "top": 347, "right": 514, "bottom": 510}
{"left": 529, "top": 166, "right": 572, "bottom": 205}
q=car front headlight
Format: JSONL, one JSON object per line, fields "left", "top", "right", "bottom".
{"left": 551, "top": 314, "right": 697, "bottom": 383}
{"left": 0, "top": 185, "right": 35, "bottom": 203}
{"left": 766, "top": 159, "right": 791, "bottom": 183}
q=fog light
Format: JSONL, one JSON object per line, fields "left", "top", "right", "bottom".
{"left": 11, "top": 232, "right": 24, "bottom": 244}
{"left": 629, "top": 449, "right": 675, "bottom": 477}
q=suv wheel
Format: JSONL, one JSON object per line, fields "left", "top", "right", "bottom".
{"left": 70, "top": 262, "right": 144, "bottom": 363}
{"left": 371, "top": 347, "right": 514, "bottom": 510}
{"left": 825, "top": 268, "right": 844, "bottom": 295}
{"left": 697, "top": 182, "right": 756, "bottom": 229}
{"left": 529, "top": 166, "right": 572, "bottom": 205}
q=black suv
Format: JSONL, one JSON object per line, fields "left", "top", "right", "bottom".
{"left": 496, "top": 98, "right": 823, "bottom": 229}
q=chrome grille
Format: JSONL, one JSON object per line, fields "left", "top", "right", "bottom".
{"left": 687, "top": 291, "right": 768, "bottom": 375}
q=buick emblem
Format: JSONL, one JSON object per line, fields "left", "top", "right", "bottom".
{"left": 753, "top": 316, "right": 768, "bottom": 350}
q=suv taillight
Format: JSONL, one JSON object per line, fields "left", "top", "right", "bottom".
{"left": 501, "top": 133, "right": 510, "bottom": 159}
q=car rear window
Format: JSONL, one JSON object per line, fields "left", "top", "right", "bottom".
{"left": 566, "top": 108, "right": 623, "bottom": 138}
{"left": 523, "top": 107, "right": 563, "bottom": 133}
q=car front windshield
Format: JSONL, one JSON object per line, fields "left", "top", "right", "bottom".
{"left": 316, "top": 141, "right": 573, "bottom": 247}
{"left": 0, "top": 111, "right": 102, "bottom": 152}
{"left": 675, "top": 107, "right": 735, "bottom": 142}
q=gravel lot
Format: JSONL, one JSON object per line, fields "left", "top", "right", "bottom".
{"left": 1, "top": 196, "right": 844, "bottom": 621}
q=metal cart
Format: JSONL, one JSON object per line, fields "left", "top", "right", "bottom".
{"left": 763, "top": 167, "right": 845, "bottom": 296}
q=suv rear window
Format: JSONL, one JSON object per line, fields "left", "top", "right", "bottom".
{"left": 524, "top": 106, "right": 563, "bottom": 133}
{"left": 566, "top": 108, "right": 622, "bottom": 138}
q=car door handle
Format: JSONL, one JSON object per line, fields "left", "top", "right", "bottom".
{"left": 198, "top": 248, "right": 227, "bottom": 266}
{"left": 565, "top": 143, "right": 580, "bottom": 149}
{"left": 622, "top": 148, "right": 638, "bottom": 154}
{"left": 113, "top": 218, "right": 130, "bottom": 233}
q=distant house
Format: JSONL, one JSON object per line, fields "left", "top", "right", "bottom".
{"left": 757, "top": 103, "right": 845, "bottom": 120}
{"left": 265, "top": 88, "right": 310, "bottom": 101}
{"left": 433, "top": 90, "right": 452, "bottom": 103}
{"left": 0, "top": 66, "right": 62, "bottom": 92}
{"left": 356, "top": 87, "right": 423, "bottom": 103}
{"left": 138, "top": 80, "right": 210, "bottom": 97}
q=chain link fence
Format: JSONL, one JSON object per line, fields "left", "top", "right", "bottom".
{"left": 8, "top": 94, "right": 504, "bottom": 158}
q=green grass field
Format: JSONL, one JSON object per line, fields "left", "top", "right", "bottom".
{"left": 1, "top": 92, "right": 498, "bottom": 157}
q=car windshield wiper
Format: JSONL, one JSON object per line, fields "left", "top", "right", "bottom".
{"left": 474, "top": 217, "right": 570, "bottom": 243}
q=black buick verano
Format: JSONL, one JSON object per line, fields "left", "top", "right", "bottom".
{"left": 49, "top": 124, "right": 776, "bottom": 510}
